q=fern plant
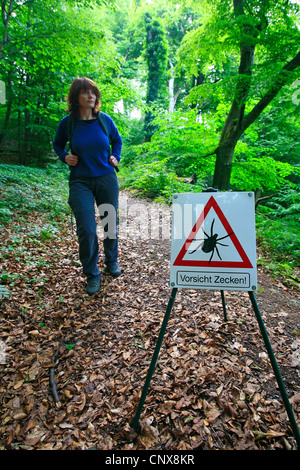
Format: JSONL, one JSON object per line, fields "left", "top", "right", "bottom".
{"left": 265, "top": 185, "right": 300, "bottom": 220}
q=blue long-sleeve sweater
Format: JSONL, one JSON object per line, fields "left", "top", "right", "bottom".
{"left": 53, "top": 113, "right": 122, "bottom": 178}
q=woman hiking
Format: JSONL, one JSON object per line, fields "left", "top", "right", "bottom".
{"left": 53, "top": 77, "right": 122, "bottom": 295}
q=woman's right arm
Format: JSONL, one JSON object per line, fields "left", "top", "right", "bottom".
{"left": 53, "top": 116, "right": 78, "bottom": 166}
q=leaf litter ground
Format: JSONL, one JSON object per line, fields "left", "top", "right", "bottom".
{"left": 0, "top": 191, "right": 299, "bottom": 450}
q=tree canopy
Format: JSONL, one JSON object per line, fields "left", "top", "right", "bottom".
{"left": 0, "top": 0, "right": 299, "bottom": 191}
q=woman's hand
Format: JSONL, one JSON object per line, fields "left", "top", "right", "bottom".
{"left": 65, "top": 154, "right": 79, "bottom": 166}
{"left": 109, "top": 155, "right": 118, "bottom": 168}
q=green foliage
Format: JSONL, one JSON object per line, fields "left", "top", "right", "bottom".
{"left": 242, "top": 91, "right": 300, "bottom": 166}
{"left": 176, "top": 0, "right": 300, "bottom": 190}
{"left": 0, "top": 0, "right": 128, "bottom": 164}
{"left": 121, "top": 107, "right": 299, "bottom": 194}
{"left": 0, "top": 0, "right": 299, "bottom": 283}
{"left": 120, "top": 159, "right": 204, "bottom": 203}
{"left": 231, "top": 152, "right": 300, "bottom": 192}
{"left": 0, "top": 163, "right": 73, "bottom": 291}
{"left": 121, "top": 109, "right": 218, "bottom": 180}
{"left": 255, "top": 186, "right": 300, "bottom": 284}
{"left": 148, "top": 110, "right": 218, "bottom": 177}
{"left": 144, "top": 13, "right": 169, "bottom": 105}
{"left": 0, "top": 163, "right": 69, "bottom": 226}
{"left": 264, "top": 186, "right": 300, "bottom": 220}
{"left": 256, "top": 210, "right": 300, "bottom": 263}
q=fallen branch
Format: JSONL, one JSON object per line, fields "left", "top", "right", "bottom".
{"left": 255, "top": 193, "right": 275, "bottom": 209}
{"left": 49, "top": 340, "right": 63, "bottom": 406}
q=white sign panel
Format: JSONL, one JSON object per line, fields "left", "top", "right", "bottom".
{"left": 170, "top": 192, "right": 257, "bottom": 291}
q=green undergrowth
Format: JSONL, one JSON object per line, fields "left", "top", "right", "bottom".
{"left": 0, "top": 162, "right": 69, "bottom": 225}
{"left": 256, "top": 212, "right": 300, "bottom": 287}
{"left": 0, "top": 162, "right": 71, "bottom": 299}
{"left": 119, "top": 159, "right": 204, "bottom": 203}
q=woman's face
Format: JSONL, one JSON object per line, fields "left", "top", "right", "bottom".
{"left": 78, "top": 88, "right": 96, "bottom": 110}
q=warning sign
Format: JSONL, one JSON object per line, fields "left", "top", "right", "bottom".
{"left": 170, "top": 192, "right": 257, "bottom": 291}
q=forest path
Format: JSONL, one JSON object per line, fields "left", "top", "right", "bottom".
{"left": 0, "top": 190, "right": 299, "bottom": 450}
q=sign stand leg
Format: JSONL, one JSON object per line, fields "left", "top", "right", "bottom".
{"left": 220, "top": 290, "right": 227, "bottom": 321}
{"left": 131, "top": 287, "right": 178, "bottom": 431}
{"left": 131, "top": 288, "right": 300, "bottom": 448}
{"left": 249, "top": 291, "right": 300, "bottom": 448}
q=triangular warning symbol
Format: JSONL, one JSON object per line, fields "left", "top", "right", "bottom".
{"left": 173, "top": 196, "right": 253, "bottom": 268}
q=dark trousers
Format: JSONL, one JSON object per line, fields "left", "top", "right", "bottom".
{"left": 68, "top": 172, "right": 119, "bottom": 279}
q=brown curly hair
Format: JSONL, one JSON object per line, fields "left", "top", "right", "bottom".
{"left": 66, "top": 77, "right": 101, "bottom": 118}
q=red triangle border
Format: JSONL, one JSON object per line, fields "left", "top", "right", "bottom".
{"left": 173, "top": 196, "right": 253, "bottom": 268}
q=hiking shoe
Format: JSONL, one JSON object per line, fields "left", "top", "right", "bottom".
{"left": 86, "top": 275, "right": 101, "bottom": 296}
{"left": 104, "top": 264, "right": 122, "bottom": 278}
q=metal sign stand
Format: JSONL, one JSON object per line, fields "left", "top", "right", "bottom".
{"left": 131, "top": 287, "right": 300, "bottom": 448}
{"left": 131, "top": 191, "right": 300, "bottom": 448}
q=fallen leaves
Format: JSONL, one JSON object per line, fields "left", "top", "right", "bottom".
{"left": 0, "top": 191, "right": 299, "bottom": 450}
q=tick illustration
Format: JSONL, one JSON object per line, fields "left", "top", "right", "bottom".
{"left": 189, "top": 219, "right": 233, "bottom": 263}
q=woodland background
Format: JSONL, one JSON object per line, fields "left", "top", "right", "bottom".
{"left": 0, "top": 0, "right": 299, "bottom": 279}
{"left": 0, "top": 0, "right": 300, "bottom": 451}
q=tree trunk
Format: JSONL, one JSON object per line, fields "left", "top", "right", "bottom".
{"left": 212, "top": 49, "right": 300, "bottom": 190}
{"left": 212, "top": 0, "right": 300, "bottom": 190}
{"left": 0, "top": 0, "right": 14, "bottom": 58}
{"left": 213, "top": 142, "right": 236, "bottom": 191}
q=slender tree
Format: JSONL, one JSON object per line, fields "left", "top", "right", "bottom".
{"left": 144, "top": 12, "right": 168, "bottom": 141}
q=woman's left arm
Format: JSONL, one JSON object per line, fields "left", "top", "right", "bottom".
{"left": 108, "top": 116, "right": 123, "bottom": 163}
{"left": 109, "top": 155, "right": 119, "bottom": 167}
